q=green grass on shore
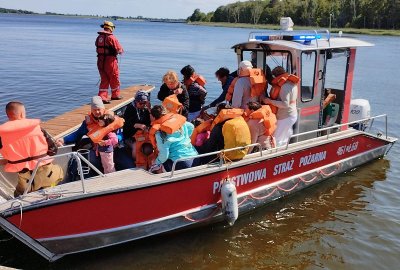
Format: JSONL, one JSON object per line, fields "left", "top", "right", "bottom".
{"left": 189, "top": 21, "right": 400, "bottom": 36}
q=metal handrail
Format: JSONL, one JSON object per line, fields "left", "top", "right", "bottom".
{"left": 286, "top": 114, "right": 388, "bottom": 150}
{"left": 169, "top": 143, "right": 263, "bottom": 177}
{"left": 22, "top": 152, "right": 104, "bottom": 197}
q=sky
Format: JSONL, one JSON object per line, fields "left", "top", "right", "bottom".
{"left": 0, "top": 0, "right": 238, "bottom": 19}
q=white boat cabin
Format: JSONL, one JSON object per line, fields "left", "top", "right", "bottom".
{"left": 232, "top": 30, "right": 373, "bottom": 141}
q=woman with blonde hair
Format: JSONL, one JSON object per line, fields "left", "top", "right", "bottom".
{"left": 157, "top": 70, "right": 189, "bottom": 118}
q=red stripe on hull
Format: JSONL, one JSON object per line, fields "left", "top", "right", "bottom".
{"left": 7, "top": 134, "right": 386, "bottom": 239}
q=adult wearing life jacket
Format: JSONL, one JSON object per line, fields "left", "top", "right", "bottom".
{"left": 157, "top": 71, "right": 189, "bottom": 118}
{"left": 56, "top": 96, "right": 132, "bottom": 175}
{"left": 263, "top": 66, "right": 299, "bottom": 147}
{"left": 203, "top": 67, "right": 235, "bottom": 111}
{"left": 228, "top": 61, "right": 264, "bottom": 109}
{"left": 245, "top": 101, "right": 277, "bottom": 153}
{"left": 96, "top": 21, "right": 124, "bottom": 104}
{"left": 0, "top": 102, "right": 63, "bottom": 195}
{"left": 180, "top": 65, "right": 207, "bottom": 121}
{"left": 123, "top": 91, "right": 151, "bottom": 160}
{"left": 196, "top": 103, "right": 251, "bottom": 163}
{"left": 148, "top": 105, "right": 198, "bottom": 173}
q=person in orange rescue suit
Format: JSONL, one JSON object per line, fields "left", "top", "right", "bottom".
{"left": 0, "top": 101, "right": 63, "bottom": 195}
{"left": 56, "top": 96, "right": 132, "bottom": 176}
{"left": 225, "top": 60, "right": 267, "bottom": 109}
{"left": 157, "top": 71, "right": 190, "bottom": 118}
{"left": 148, "top": 105, "right": 199, "bottom": 173}
{"left": 263, "top": 66, "right": 299, "bottom": 147}
{"left": 96, "top": 21, "right": 124, "bottom": 104}
{"left": 180, "top": 65, "right": 207, "bottom": 121}
{"left": 195, "top": 103, "right": 251, "bottom": 164}
{"left": 245, "top": 101, "right": 277, "bottom": 153}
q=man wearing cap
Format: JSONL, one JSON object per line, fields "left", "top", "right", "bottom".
{"left": 96, "top": 21, "right": 124, "bottom": 104}
{"left": 123, "top": 91, "right": 151, "bottom": 158}
{"left": 56, "top": 96, "right": 133, "bottom": 174}
{"left": 231, "top": 60, "right": 256, "bottom": 110}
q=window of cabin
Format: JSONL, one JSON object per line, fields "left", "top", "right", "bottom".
{"left": 301, "top": 51, "right": 317, "bottom": 102}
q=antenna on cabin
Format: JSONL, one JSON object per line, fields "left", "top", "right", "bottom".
{"left": 280, "top": 17, "right": 294, "bottom": 31}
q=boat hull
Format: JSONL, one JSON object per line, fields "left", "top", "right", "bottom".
{"left": 0, "top": 133, "right": 395, "bottom": 261}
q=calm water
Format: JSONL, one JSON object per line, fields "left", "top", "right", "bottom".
{"left": 0, "top": 14, "right": 400, "bottom": 269}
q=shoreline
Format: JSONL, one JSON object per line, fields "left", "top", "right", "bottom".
{"left": 189, "top": 22, "right": 400, "bottom": 36}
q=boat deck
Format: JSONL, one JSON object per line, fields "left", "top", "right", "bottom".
{"left": 0, "top": 129, "right": 365, "bottom": 213}
{"left": 40, "top": 84, "right": 155, "bottom": 139}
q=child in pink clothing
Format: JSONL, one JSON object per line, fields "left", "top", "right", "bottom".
{"left": 195, "top": 131, "right": 210, "bottom": 147}
{"left": 97, "top": 114, "right": 119, "bottom": 174}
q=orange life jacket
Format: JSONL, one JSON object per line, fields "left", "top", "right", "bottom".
{"left": 190, "top": 119, "right": 213, "bottom": 145}
{"left": 0, "top": 119, "right": 51, "bottom": 173}
{"left": 225, "top": 69, "right": 267, "bottom": 102}
{"left": 184, "top": 74, "right": 206, "bottom": 90}
{"left": 248, "top": 105, "right": 277, "bottom": 136}
{"left": 95, "top": 31, "right": 117, "bottom": 57}
{"left": 86, "top": 113, "right": 124, "bottom": 144}
{"left": 162, "top": 94, "right": 183, "bottom": 114}
{"left": 134, "top": 130, "right": 157, "bottom": 170}
{"left": 149, "top": 113, "right": 187, "bottom": 148}
{"left": 210, "top": 108, "right": 244, "bottom": 131}
{"left": 269, "top": 73, "right": 300, "bottom": 114}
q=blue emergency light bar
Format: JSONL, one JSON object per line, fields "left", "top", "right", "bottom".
{"left": 254, "top": 34, "right": 322, "bottom": 42}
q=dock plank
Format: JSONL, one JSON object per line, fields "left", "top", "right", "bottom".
{"left": 41, "top": 84, "right": 155, "bottom": 139}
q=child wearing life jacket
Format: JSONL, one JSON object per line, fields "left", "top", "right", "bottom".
{"left": 97, "top": 114, "right": 119, "bottom": 174}
{"left": 192, "top": 118, "right": 211, "bottom": 147}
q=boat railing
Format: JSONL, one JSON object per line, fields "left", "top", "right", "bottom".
{"left": 170, "top": 114, "right": 388, "bottom": 177}
{"left": 22, "top": 151, "right": 104, "bottom": 197}
{"left": 170, "top": 143, "right": 263, "bottom": 177}
{"left": 286, "top": 114, "right": 388, "bottom": 150}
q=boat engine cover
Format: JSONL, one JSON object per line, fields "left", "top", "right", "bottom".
{"left": 349, "top": 99, "right": 371, "bottom": 131}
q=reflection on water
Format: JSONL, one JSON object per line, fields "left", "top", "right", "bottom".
{"left": 0, "top": 159, "right": 392, "bottom": 269}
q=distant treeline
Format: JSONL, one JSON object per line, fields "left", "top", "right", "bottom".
{"left": 0, "top": 7, "right": 36, "bottom": 14}
{"left": 188, "top": 0, "right": 400, "bottom": 29}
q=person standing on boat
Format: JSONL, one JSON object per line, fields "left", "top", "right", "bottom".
{"left": 0, "top": 101, "right": 64, "bottom": 195}
{"left": 157, "top": 71, "right": 189, "bottom": 118}
{"left": 56, "top": 96, "right": 133, "bottom": 174}
{"left": 123, "top": 91, "right": 151, "bottom": 159}
{"left": 180, "top": 65, "right": 207, "bottom": 121}
{"left": 96, "top": 21, "right": 124, "bottom": 104}
{"left": 263, "top": 66, "right": 299, "bottom": 147}
{"left": 202, "top": 67, "right": 234, "bottom": 111}
{"left": 230, "top": 60, "right": 257, "bottom": 109}
{"left": 148, "top": 105, "right": 198, "bottom": 173}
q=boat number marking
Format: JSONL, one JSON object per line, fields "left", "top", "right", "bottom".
{"left": 336, "top": 142, "right": 359, "bottom": 156}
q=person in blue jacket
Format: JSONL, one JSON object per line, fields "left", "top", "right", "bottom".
{"left": 149, "top": 105, "right": 199, "bottom": 173}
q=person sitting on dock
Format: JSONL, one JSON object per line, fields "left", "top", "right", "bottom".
{"left": 0, "top": 101, "right": 64, "bottom": 195}
{"left": 123, "top": 91, "right": 151, "bottom": 160}
{"left": 263, "top": 66, "right": 299, "bottom": 147}
{"left": 180, "top": 65, "right": 207, "bottom": 121}
{"left": 157, "top": 71, "right": 189, "bottom": 118}
{"left": 56, "top": 96, "right": 132, "bottom": 174}
{"left": 196, "top": 103, "right": 251, "bottom": 164}
{"left": 202, "top": 67, "right": 234, "bottom": 111}
{"left": 245, "top": 101, "right": 277, "bottom": 153}
{"left": 96, "top": 21, "right": 124, "bottom": 104}
{"left": 148, "top": 105, "right": 199, "bottom": 173}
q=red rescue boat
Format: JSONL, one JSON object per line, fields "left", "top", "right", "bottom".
{"left": 0, "top": 29, "right": 396, "bottom": 261}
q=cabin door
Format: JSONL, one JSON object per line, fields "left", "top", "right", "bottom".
{"left": 318, "top": 49, "right": 351, "bottom": 128}
{"left": 296, "top": 50, "right": 325, "bottom": 141}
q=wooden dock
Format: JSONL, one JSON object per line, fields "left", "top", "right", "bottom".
{"left": 41, "top": 84, "right": 155, "bottom": 139}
